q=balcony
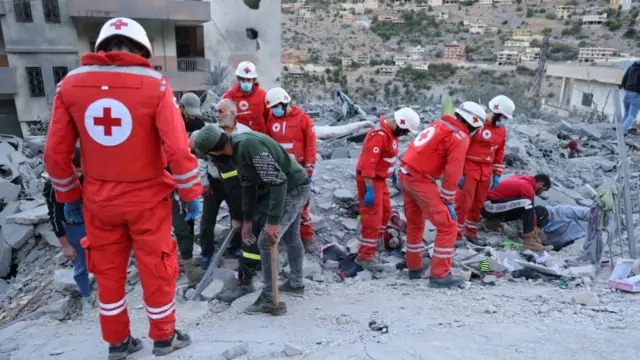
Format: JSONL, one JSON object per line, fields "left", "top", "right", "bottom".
{"left": 151, "top": 57, "right": 210, "bottom": 92}
{"left": 67, "top": 0, "right": 210, "bottom": 23}
{"left": 0, "top": 67, "right": 18, "bottom": 94}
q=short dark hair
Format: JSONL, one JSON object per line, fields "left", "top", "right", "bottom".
{"left": 534, "top": 174, "right": 551, "bottom": 189}
{"left": 72, "top": 147, "right": 81, "bottom": 168}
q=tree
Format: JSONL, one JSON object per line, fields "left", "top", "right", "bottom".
{"left": 542, "top": 27, "right": 552, "bottom": 35}
{"left": 526, "top": 8, "right": 535, "bottom": 17}
{"left": 203, "top": 62, "right": 230, "bottom": 95}
{"left": 623, "top": 28, "right": 637, "bottom": 39}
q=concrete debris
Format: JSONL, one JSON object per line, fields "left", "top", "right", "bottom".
{"left": 217, "top": 343, "right": 249, "bottom": 360}
{"left": 200, "top": 279, "right": 224, "bottom": 301}
{"left": 6, "top": 205, "right": 49, "bottom": 225}
{"left": 2, "top": 223, "right": 33, "bottom": 249}
{"left": 34, "top": 223, "right": 59, "bottom": 248}
{"left": 53, "top": 269, "right": 81, "bottom": 293}
{"left": 567, "top": 265, "right": 597, "bottom": 279}
{"left": 284, "top": 342, "right": 304, "bottom": 357}
{"left": 571, "top": 291, "right": 600, "bottom": 307}
{"left": 0, "top": 235, "right": 11, "bottom": 278}
{"left": 42, "top": 296, "right": 71, "bottom": 321}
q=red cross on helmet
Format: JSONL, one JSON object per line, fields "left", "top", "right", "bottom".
{"left": 454, "top": 101, "right": 485, "bottom": 129}
{"left": 95, "top": 17, "right": 153, "bottom": 57}
{"left": 394, "top": 107, "right": 420, "bottom": 134}
{"left": 235, "top": 61, "right": 257, "bottom": 79}
{"left": 265, "top": 87, "right": 291, "bottom": 108}
{"left": 488, "top": 95, "right": 515, "bottom": 118}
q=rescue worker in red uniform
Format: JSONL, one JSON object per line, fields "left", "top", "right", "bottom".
{"left": 222, "top": 61, "right": 269, "bottom": 133}
{"left": 43, "top": 18, "right": 202, "bottom": 359}
{"left": 482, "top": 174, "right": 552, "bottom": 252}
{"left": 265, "top": 87, "right": 318, "bottom": 253}
{"left": 399, "top": 102, "right": 485, "bottom": 287}
{"left": 455, "top": 95, "right": 515, "bottom": 246}
{"left": 355, "top": 108, "right": 421, "bottom": 271}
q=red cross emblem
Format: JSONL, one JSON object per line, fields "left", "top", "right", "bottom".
{"left": 110, "top": 19, "right": 129, "bottom": 30}
{"left": 94, "top": 107, "right": 122, "bottom": 136}
{"left": 418, "top": 131, "right": 430, "bottom": 141}
{"left": 493, "top": 104, "right": 499, "bottom": 110}
{"left": 400, "top": 119, "right": 406, "bottom": 125}
{"left": 284, "top": 95, "right": 289, "bottom": 101}
{"left": 244, "top": 67, "right": 251, "bottom": 74}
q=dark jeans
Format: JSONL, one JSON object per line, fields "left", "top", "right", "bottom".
{"left": 238, "top": 196, "right": 267, "bottom": 285}
{"left": 172, "top": 195, "right": 195, "bottom": 260}
{"left": 482, "top": 197, "right": 535, "bottom": 233}
{"left": 65, "top": 223, "right": 92, "bottom": 298}
{"left": 200, "top": 177, "right": 226, "bottom": 259}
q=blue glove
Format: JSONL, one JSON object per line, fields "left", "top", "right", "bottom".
{"left": 307, "top": 176, "right": 312, "bottom": 184}
{"left": 391, "top": 171, "right": 398, "bottom": 187}
{"left": 491, "top": 175, "right": 501, "bottom": 189}
{"left": 181, "top": 199, "right": 200, "bottom": 221}
{"left": 363, "top": 185, "right": 375, "bottom": 208}
{"left": 63, "top": 199, "right": 84, "bottom": 224}
{"left": 458, "top": 175, "right": 465, "bottom": 189}
{"left": 446, "top": 203, "right": 457, "bottom": 221}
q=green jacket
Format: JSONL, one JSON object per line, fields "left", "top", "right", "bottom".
{"left": 231, "top": 132, "right": 308, "bottom": 225}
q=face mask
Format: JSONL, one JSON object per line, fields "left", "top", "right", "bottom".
{"left": 495, "top": 120, "right": 505, "bottom": 127}
{"left": 272, "top": 107, "right": 285, "bottom": 117}
{"left": 240, "top": 82, "right": 253, "bottom": 92}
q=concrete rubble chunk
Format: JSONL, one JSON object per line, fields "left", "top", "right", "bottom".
{"left": 576, "top": 123, "right": 602, "bottom": 140}
{"left": 43, "top": 296, "right": 71, "bottom": 321}
{"left": 340, "top": 218, "right": 359, "bottom": 230}
{"left": 0, "top": 278, "right": 8, "bottom": 295}
{"left": 0, "top": 179, "right": 21, "bottom": 203}
{"left": 2, "top": 223, "right": 34, "bottom": 249}
{"left": 127, "top": 267, "right": 140, "bottom": 285}
{"left": 217, "top": 343, "right": 249, "bottom": 360}
{"left": 571, "top": 291, "right": 600, "bottom": 307}
{"left": 356, "top": 270, "right": 372, "bottom": 281}
{"left": 0, "top": 202, "right": 20, "bottom": 227}
{"left": 6, "top": 205, "right": 49, "bottom": 225}
{"left": 54, "top": 268, "right": 80, "bottom": 293}
{"left": 333, "top": 189, "right": 354, "bottom": 201}
{"left": 568, "top": 265, "right": 597, "bottom": 279}
{"left": 34, "top": 223, "right": 60, "bottom": 248}
{"left": 201, "top": 279, "right": 224, "bottom": 301}
{"left": 0, "top": 234, "right": 11, "bottom": 277}
{"left": 284, "top": 342, "right": 304, "bottom": 357}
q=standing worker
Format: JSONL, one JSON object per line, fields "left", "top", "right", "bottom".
{"left": 265, "top": 87, "right": 317, "bottom": 253}
{"left": 455, "top": 95, "right": 514, "bottom": 246}
{"left": 354, "top": 108, "right": 420, "bottom": 271}
{"left": 43, "top": 18, "right": 202, "bottom": 359}
{"left": 194, "top": 127, "right": 310, "bottom": 315}
{"left": 399, "top": 102, "right": 485, "bottom": 287}
{"left": 222, "top": 61, "right": 269, "bottom": 133}
{"left": 620, "top": 60, "right": 640, "bottom": 135}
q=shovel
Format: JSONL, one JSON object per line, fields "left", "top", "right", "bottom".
{"left": 189, "top": 228, "right": 237, "bottom": 301}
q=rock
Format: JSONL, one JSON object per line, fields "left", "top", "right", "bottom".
{"left": 333, "top": 189, "right": 354, "bottom": 201}
{"left": 0, "top": 202, "right": 19, "bottom": 227}
{"left": 6, "top": 205, "right": 49, "bottom": 225}
{"left": 355, "top": 270, "right": 372, "bottom": 281}
{"left": 330, "top": 147, "right": 350, "bottom": 159}
{"left": 484, "top": 305, "right": 498, "bottom": 314}
{"left": 0, "top": 179, "right": 21, "bottom": 203}
{"left": 308, "top": 213, "right": 327, "bottom": 231}
{"left": 284, "top": 342, "right": 304, "bottom": 357}
{"left": 482, "top": 275, "right": 497, "bottom": 285}
{"left": 2, "top": 223, "right": 34, "bottom": 249}
{"left": 53, "top": 268, "right": 80, "bottom": 292}
{"left": 43, "top": 296, "right": 71, "bottom": 321}
{"left": 340, "top": 218, "right": 359, "bottom": 230}
{"left": 568, "top": 265, "right": 597, "bottom": 279}
{"left": 0, "top": 279, "right": 8, "bottom": 295}
{"left": 348, "top": 149, "right": 362, "bottom": 159}
{"left": 513, "top": 125, "right": 540, "bottom": 138}
{"left": 345, "top": 239, "right": 361, "bottom": 254}
{"left": 577, "top": 123, "right": 601, "bottom": 140}
{"left": 451, "top": 268, "right": 471, "bottom": 282}
{"left": 581, "top": 277, "right": 593, "bottom": 287}
{"left": 185, "top": 288, "right": 195, "bottom": 300}
{"left": 0, "top": 235, "right": 11, "bottom": 277}
{"left": 127, "top": 267, "right": 140, "bottom": 285}
{"left": 571, "top": 291, "right": 600, "bottom": 307}
{"left": 54, "top": 252, "right": 68, "bottom": 265}
{"left": 34, "top": 223, "right": 60, "bottom": 247}
{"left": 285, "top": 258, "right": 322, "bottom": 280}
{"left": 201, "top": 279, "right": 224, "bottom": 301}
{"left": 218, "top": 343, "right": 249, "bottom": 359}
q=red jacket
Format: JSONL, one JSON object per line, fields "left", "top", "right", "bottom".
{"left": 400, "top": 116, "right": 471, "bottom": 204}
{"left": 465, "top": 121, "right": 506, "bottom": 176}
{"left": 356, "top": 118, "right": 399, "bottom": 181}
{"left": 266, "top": 106, "right": 316, "bottom": 176}
{"left": 222, "top": 83, "right": 269, "bottom": 134}
{"left": 487, "top": 175, "right": 537, "bottom": 201}
{"left": 43, "top": 51, "right": 202, "bottom": 209}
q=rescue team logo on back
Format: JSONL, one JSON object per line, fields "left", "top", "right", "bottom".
{"left": 84, "top": 98, "right": 133, "bottom": 147}
{"left": 239, "top": 100, "right": 249, "bottom": 111}
{"left": 413, "top": 126, "right": 436, "bottom": 147}
{"left": 482, "top": 129, "right": 492, "bottom": 140}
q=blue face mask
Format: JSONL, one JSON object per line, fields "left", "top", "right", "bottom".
{"left": 240, "top": 82, "right": 253, "bottom": 92}
{"left": 495, "top": 120, "right": 505, "bottom": 127}
{"left": 272, "top": 107, "right": 285, "bottom": 117}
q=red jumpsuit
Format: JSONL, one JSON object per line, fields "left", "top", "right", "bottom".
{"left": 43, "top": 51, "right": 202, "bottom": 344}
{"left": 266, "top": 106, "right": 317, "bottom": 241}
{"left": 398, "top": 116, "right": 470, "bottom": 277}
{"left": 355, "top": 119, "right": 398, "bottom": 260}
{"left": 222, "top": 83, "right": 269, "bottom": 134}
{"left": 455, "top": 121, "right": 505, "bottom": 239}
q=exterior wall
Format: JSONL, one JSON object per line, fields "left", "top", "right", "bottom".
{"left": 204, "top": 0, "right": 281, "bottom": 90}
{"left": 568, "top": 79, "right": 624, "bottom": 121}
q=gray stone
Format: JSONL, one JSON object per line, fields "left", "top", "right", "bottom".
{"left": 348, "top": 149, "right": 362, "bottom": 159}
{"left": 18, "top": 199, "right": 44, "bottom": 212}
{"left": 284, "top": 342, "right": 304, "bottom": 357}
{"left": 333, "top": 189, "right": 354, "bottom": 201}
{"left": 2, "top": 223, "right": 34, "bottom": 249}
{"left": 43, "top": 296, "right": 71, "bottom": 321}
{"left": 513, "top": 125, "right": 540, "bottom": 138}
{"left": 53, "top": 268, "right": 79, "bottom": 292}
{"left": 0, "top": 202, "right": 20, "bottom": 227}
{"left": 482, "top": 275, "right": 497, "bottom": 285}
{"left": 451, "top": 268, "right": 471, "bottom": 282}
{"left": 6, "top": 205, "right": 49, "bottom": 225}
{"left": 571, "top": 291, "right": 600, "bottom": 307}
{"left": 0, "top": 278, "right": 8, "bottom": 295}
{"left": 581, "top": 277, "right": 593, "bottom": 286}
{"left": 340, "top": 218, "right": 359, "bottom": 230}
{"left": 355, "top": 270, "right": 373, "bottom": 281}
{"left": 127, "top": 267, "right": 140, "bottom": 285}
{"left": 34, "top": 223, "right": 60, "bottom": 247}
{"left": 577, "top": 123, "right": 602, "bottom": 140}
{"left": 201, "top": 279, "right": 224, "bottom": 301}
{"left": 54, "top": 252, "right": 68, "bottom": 265}
{"left": 0, "top": 179, "right": 20, "bottom": 203}
{"left": 330, "top": 147, "right": 350, "bottom": 159}
{"left": 568, "top": 265, "right": 597, "bottom": 279}
{"left": 219, "top": 343, "right": 249, "bottom": 360}
{"left": 0, "top": 235, "right": 11, "bottom": 278}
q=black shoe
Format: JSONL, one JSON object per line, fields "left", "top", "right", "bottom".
{"left": 108, "top": 336, "right": 143, "bottom": 360}
{"left": 278, "top": 281, "right": 305, "bottom": 297}
{"left": 244, "top": 292, "right": 271, "bottom": 315}
{"left": 408, "top": 264, "right": 428, "bottom": 280}
{"left": 217, "top": 283, "right": 256, "bottom": 303}
{"left": 152, "top": 329, "right": 192, "bottom": 356}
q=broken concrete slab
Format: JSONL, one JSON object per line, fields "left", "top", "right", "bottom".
{"left": 201, "top": 279, "right": 224, "bottom": 301}
{"left": 2, "top": 223, "right": 34, "bottom": 249}
{"left": 567, "top": 265, "right": 597, "bottom": 279}
{"left": 0, "top": 234, "right": 11, "bottom": 278}
{"left": 217, "top": 343, "right": 249, "bottom": 360}
{"left": 0, "top": 179, "right": 21, "bottom": 203}
{"left": 42, "top": 296, "right": 71, "bottom": 321}
{"left": 0, "top": 202, "right": 19, "bottom": 227}
{"left": 6, "top": 205, "right": 49, "bottom": 225}
{"left": 576, "top": 123, "right": 602, "bottom": 140}
{"left": 34, "top": 223, "right": 60, "bottom": 247}
{"left": 53, "top": 268, "right": 80, "bottom": 293}
{"left": 571, "top": 291, "right": 600, "bottom": 306}
{"left": 284, "top": 342, "right": 304, "bottom": 356}
{"left": 333, "top": 189, "right": 354, "bottom": 201}
{"left": 340, "top": 218, "right": 359, "bottom": 230}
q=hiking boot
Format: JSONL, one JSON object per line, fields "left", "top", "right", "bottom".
{"left": 355, "top": 257, "right": 382, "bottom": 272}
{"left": 523, "top": 231, "right": 545, "bottom": 252}
{"left": 429, "top": 274, "right": 465, "bottom": 288}
{"left": 152, "top": 329, "right": 191, "bottom": 356}
{"left": 200, "top": 256, "right": 211, "bottom": 271}
{"left": 483, "top": 217, "right": 501, "bottom": 232}
{"left": 244, "top": 292, "right": 271, "bottom": 315}
{"left": 81, "top": 296, "right": 94, "bottom": 314}
{"left": 185, "top": 262, "right": 204, "bottom": 288}
{"left": 218, "top": 283, "right": 255, "bottom": 303}
{"left": 108, "top": 336, "right": 143, "bottom": 360}
{"left": 278, "top": 281, "right": 305, "bottom": 297}
{"left": 303, "top": 239, "right": 317, "bottom": 254}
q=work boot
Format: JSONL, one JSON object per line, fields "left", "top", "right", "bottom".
{"left": 217, "top": 283, "right": 255, "bottom": 303}
{"left": 522, "top": 231, "right": 545, "bottom": 252}
{"left": 408, "top": 264, "right": 428, "bottom": 280}
{"left": 303, "top": 239, "right": 317, "bottom": 254}
{"left": 278, "top": 281, "right": 305, "bottom": 297}
{"left": 184, "top": 261, "right": 204, "bottom": 288}
{"left": 152, "top": 329, "right": 191, "bottom": 356}
{"left": 483, "top": 217, "right": 501, "bottom": 232}
{"left": 429, "top": 274, "right": 466, "bottom": 289}
{"left": 355, "top": 257, "right": 382, "bottom": 272}
{"left": 200, "top": 256, "right": 211, "bottom": 271}
{"left": 108, "top": 336, "right": 143, "bottom": 360}
{"left": 465, "top": 235, "right": 487, "bottom": 247}
{"left": 244, "top": 292, "right": 271, "bottom": 315}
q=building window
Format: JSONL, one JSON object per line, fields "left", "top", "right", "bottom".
{"left": 43, "top": 0, "right": 61, "bottom": 23}
{"left": 26, "top": 67, "right": 45, "bottom": 97}
{"left": 53, "top": 66, "right": 68, "bottom": 85}
{"left": 581, "top": 93, "right": 594, "bottom": 107}
{"left": 13, "top": 0, "right": 33, "bottom": 22}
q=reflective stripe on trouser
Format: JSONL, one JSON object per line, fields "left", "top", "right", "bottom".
{"left": 356, "top": 178, "right": 391, "bottom": 261}
{"left": 84, "top": 196, "right": 177, "bottom": 343}
{"left": 300, "top": 198, "right": 314, "bottom": 241}
{"left": 483, "top": 198, "right": 535, "bottom": 233}
{"left": 454, "top": 161, "right": 492, "bottom": 239}
{"left": 399, "top": 173, "right": 457, "bottom": 277}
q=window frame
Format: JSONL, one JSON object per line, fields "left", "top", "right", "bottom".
{"left": 13, "top": 0, "right": 33, "bottom": 23}
{"left": 42, "top": 0, "right": 61, "bottom": 24}
{"left": 53, "top": 66, "right": 68, "bottom": 85}
{"left": 581, "top": 92, "right": 594, "bottom": 107}
{"left": 26, "top": 67, "right": 45, "bottom": 98}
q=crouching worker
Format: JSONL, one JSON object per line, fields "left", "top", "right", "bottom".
{"left": 535, "top": 205, "right": 590, "bottom": 251}
{"left": 44, "top": 148, "right": 93, "bottom": 313}
{"left": 194, "top": 126, "right": 310, "bottom": 315}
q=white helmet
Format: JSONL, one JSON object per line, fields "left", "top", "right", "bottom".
{"left": 265, "top": 87, "right": 291, "bottom": 108}
{"left": 394, "top": 107, "right": 420, "bottom": 134}
{"left": 488, "top": 95, "right": 515, "bottom": 119}
{"left": 454, "top": 101, "right": 486, "bottom": 129}
{"left": 235, "top": 61, "right": 257, "bottom": 79}
{"left": 95, "top": 18, "right": 152, "bottom": 57}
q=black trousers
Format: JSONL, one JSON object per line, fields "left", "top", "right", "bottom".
{"left": 173, "top": 194, "right": 196, "bottom": 260}
{"left": 482, "top": 197, "right": 535, "bottom": 233}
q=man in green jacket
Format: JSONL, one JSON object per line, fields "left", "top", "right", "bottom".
{"left": 194, "top": 126, "right": 310, "bottom": 315}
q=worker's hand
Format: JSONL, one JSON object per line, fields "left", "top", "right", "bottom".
{"left": 363, "top": 185, "right": 375, "bottom": 207}
{"left": 202, "top": 185, "right": 211, "bottom": 198}
{"left": 490, "top": 175, "right": 501, "bottom": 190}
{"left": 62, "top": 244, "right": 76, "bottom": 260}
{"left": 181, "top": 199, "right": 200, "bottom": 221}
{"left": 458, "top": 176, "right": 465, "bottom": 189}
{"left": 391, "top": 171, "right": 398, "bottom": 187}
{"left": 306, "top": 176, "right": 312, "bottom": 185}
{"left": 231, "top": 219, "right": 242, "bottom": 229}
{"left": 63, "top": 198, "right": 84, "bottom": 224}
{"left": 445, "top": 203, "right": 457, "bottom": 221}
{"left": 241, "top": 221, "right": 255, "bottom": 245}
{"left": 264, "top": 224, "right": 281, "bottom": 245}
